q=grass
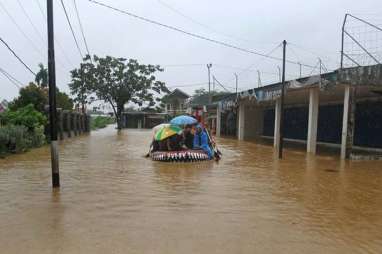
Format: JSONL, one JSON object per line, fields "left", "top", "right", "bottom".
{"left": 90, "top": 116, "right": 115, "bottom": 130}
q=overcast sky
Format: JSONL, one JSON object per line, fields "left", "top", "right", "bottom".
{"left": 1, "top": 0, "right": 382, "bottom": 104}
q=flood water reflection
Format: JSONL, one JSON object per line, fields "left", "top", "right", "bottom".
{"left": 0, "top": 125, "right": 382, "bottom": 253}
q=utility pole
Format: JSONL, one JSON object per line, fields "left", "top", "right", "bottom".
{"left": 257, "top": 70, "right": 262, "bottom": 87}
{"left": 278, "top": 40, "right": 287, "bottom": 159}
{"left": 207, "top": 63, "right": 212, "bottom": 104}
{"left": 47, "top": 0, "right": 60, "bottom": 188}
{"left": 340, "top": 14, "right": 348, "bottom": 69}
{"left": 234, "top": 73, "right": 238, "bottom": 100}
{"left": 319, "top": 58, "right": 322, "bottom": 86}
{"left": 298, "top": 62, "right": 302, "bottom": 78}
{"left": 277, "top": 66, "right": 281, "bottom": 82}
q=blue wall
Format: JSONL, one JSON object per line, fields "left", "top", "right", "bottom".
{"left": 262, "top": 101, "right": 382, "bottom": 148}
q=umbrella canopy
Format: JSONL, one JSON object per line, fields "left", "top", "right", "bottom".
{"left": 154, "top": 125, "right": 183, "bottom": 141}
{"left": 152, "top": 123, "right": 170, "bottom": 138}
{"left": 170, "top": 115, "right": 198, "bottom": 126}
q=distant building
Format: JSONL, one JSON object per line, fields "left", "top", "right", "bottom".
{"left": 0, "top": 100, "right": 9, "bottom": 113}
{"left": 187, "top": 92, "right": 231, "bottom": 134}
{"left": 121, "top": 111, "right": 169, "bottom": 129}
{"left": 161, "top": 89, "right": 190, "bottom": 116}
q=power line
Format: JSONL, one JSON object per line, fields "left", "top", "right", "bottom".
{"left": 88, "top": 0, "right": 316, "bottom": 69}
{"left": 213, "top": 76, "right": 232, "bottom": 92}
{"left": 0, "top": 1, "right": 45, "bottom": 59}
{"left": 0, "top": 37, "right": 36, "bottom": 76}
{"left": 156, "top": 0, "right": 271, "bottom": 46}
{"left": 60, "top": 0, "right": 84, "bottom": 59}
{"left": 35, "top": 0, "right": 45, "bottom": 17}
{"left": 16, "top": 0, "right": 46, "bottom": 44}
{"left": 163, "top": 64, "right": 204, "bottom": 67}
{"left": 169, "top": 82, "right": 208, "bottom": 88}
{"left": 35, "top": 0, "right": 76, "bottom": 68}
{"left": 73, "top": 0, "right": 91, "bottom": 57}
{"left": 230, "top": 43, "right": 282, "bottom": 79}
{"left": 0, "top": 67, "right": 23, "bottom": 89}
{"left": 167, "top": 82, "right": 208, "bottom": 88}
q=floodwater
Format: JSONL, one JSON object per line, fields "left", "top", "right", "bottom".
{"left": 0, "top": 126, "right": 382, "bottom": 254}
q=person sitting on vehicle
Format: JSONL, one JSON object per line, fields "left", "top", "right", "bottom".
{"left": 193, "top": 125, "right": 213, "bottom": 159}
{"left": 167, "top": 134, "right": 183, "bottom": 151}
{"left": 183, "top": 125, "right": 194, "bottom": 149}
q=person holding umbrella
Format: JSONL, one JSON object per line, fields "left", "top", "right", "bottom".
{"left": 193, "top": 124, "right": 213, "bottom": 159}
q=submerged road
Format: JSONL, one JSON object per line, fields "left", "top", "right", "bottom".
{"left": 0, "top": 125, "right": 382, "bottom": 253}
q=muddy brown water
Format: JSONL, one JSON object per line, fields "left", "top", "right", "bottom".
{"left": 1, "top": 126, "right": 382, "bottom": 254}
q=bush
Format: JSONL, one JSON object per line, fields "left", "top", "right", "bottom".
{"left": 91, "top": 116, "right": 115, "bottom": 130}
{"left": 0, "top": 125, "right": 29, "bottom": 155}
{"left": 0, "top": 125, "right": 46, "bottom": 157}
{"left": 2, "top": 104, "right": 47, "bottom": 130}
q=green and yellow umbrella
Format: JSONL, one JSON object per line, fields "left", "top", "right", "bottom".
{"left": 154, "top": 125, "right": 183, "bottom": 141}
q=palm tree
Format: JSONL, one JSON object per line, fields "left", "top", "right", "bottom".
{"left": 35, "top": 63, "right": 48, "bottom": 88}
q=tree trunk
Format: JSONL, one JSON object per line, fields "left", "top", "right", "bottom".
{"left": 116, "top": 103, "right": 124, "bottom": 130}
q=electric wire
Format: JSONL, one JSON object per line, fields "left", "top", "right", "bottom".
{"left": 60, "top": 0, "right": 84, "bottom": 59}
{"left": 16, "top": 0, "right": 46, "bottom": 44}
{"left": 167, "top": 82, "right": 208, "bottom": 88}
{"left": 87, "top": 0, "right": 316, "bottom": 69}
{"left": 0, "top": 1, "right": 45, "bottom": 59}
{"left": 0, "top": 37, "right": 36, "bottom": 76}
{"left": 35, "top": 0, "right": 76, "bottom": 68}
{"left": 0, "top": 67, "right": 23, "bottom": 89}
{"left": 156, "top": 0, "right": 269, "bottom": 46}
{"left": 73, "top": 0, "right": 91, "bottom": 57}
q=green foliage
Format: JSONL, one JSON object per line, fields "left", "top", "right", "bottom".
{"left": 0, "top": 125, "right": 46, "bottom": 156}
{"left": 56, "top": 90, "right": 74, "bottom": 111}
{"left": 35, "top": 63, "right": 48, "bottom": 88}
{"left": 3, "top": 104, "right": 47, "bottom": 131}
{"left": 9, "top": 83, "right": 73, "bottom": 112}
{"left": 70, "top": 55, "right": 169, "bottom": 129}
{"left": 10, "top": 83, "right": 48, "bottom": 112}
{"left": 90, "top": 116, "right": 115, "bottom": 130}
{"left": 194, "top": 88, "right": 208, "bottom": 97}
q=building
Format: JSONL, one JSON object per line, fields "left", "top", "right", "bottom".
{"left": 187, "top": 92, "right": 231, "bottom": 135}
{"left": 0, "top": 100, "right": 9, "bottom": 113}
{"left": 162, "top": 89, "right": 190, "bottom": 116}
{"left": 121, "top": 111, "right": 169, "bottom": 129}
{"left": 216, "top": 64, "right": 382, "bottom": 159}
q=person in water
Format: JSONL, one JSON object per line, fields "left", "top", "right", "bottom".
{"left": 193, "top": 125, "right": 213, "bottom": 159}
{"left": 183, "top": 125, "right": 194, "bottom": 149}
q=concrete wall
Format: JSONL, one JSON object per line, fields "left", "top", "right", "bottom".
{"left": 55, "top": 110, "right": 90, "bottom": 140}
{"left": 243, "top": 105, "right": 264, "bottom": 140}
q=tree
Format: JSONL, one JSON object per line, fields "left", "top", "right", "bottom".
{"left": 69, "top": 60, "right": 95, "bottom": 113}
{"left": 194, "top": 88, "right": 208, "bottom": 97}
{"left": 69, "top": 56, "right": 169, "bottom": 129}
{"left": 10, "top": 83, "right": 48, "bottom": 112}
{"left": 35, "top": 63, "right": 48, "bottom": 88}
{"left": 56, "top": 90, "right": 74, "bottom": 111}
{"left": 3, "top": 104, "right": 47, "bottom": 131}
{"left": 10, "top": 83, "right": 73, "bottom": 112}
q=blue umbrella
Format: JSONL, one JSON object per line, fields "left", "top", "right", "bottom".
{"left": 170, "top": 115, "right": 198, "bottom": 126}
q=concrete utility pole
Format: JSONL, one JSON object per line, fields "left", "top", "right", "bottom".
{"left": 234, "top": 73, "right": 238, "bottom": 100}
{"left": 278, "top": 40, "right": 287, "bottom": 159}
{"left": 257, "top": 70, "right": 262, "bottom": 87}
{"left": 298, "top": 62, "right": 302, "bottom": 78}
{"left": 47, "top": 0, "right": 60, "bottom": 188}
{"left": 207, "top": 63, "right": 212, "bottom": 104}
{"left": 277, "top": 66, "right": 281, "bottom": 82}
